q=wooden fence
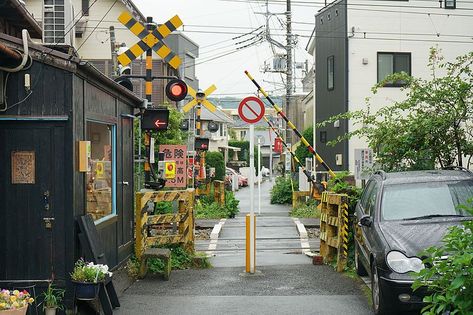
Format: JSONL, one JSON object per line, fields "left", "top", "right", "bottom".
{"left": 135, "top": 189, "right": 195, "bottom": 260}
{"left": 319, "top": 191, "right": 349, "bottom": 272}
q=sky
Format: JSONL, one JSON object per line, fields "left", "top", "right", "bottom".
{"left": 133, "top": 0, "right": 324, "bottom": 98}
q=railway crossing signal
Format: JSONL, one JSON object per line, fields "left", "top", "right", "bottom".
{"left": 117, "top": 12, "right": 183, "bottom": 69}
{"left": 182, "top": 85, "right": 217, "bottom": 113}
{"left": 166, "top": 79, "right": 188, "bottom": 102}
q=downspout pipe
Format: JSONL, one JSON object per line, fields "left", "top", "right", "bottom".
{"left": 0, "top": 29, "right": 30, "bottom": 72}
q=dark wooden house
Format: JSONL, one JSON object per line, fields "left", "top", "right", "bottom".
{"left": 0, "top": 23, "right": 141, "bottom": 301}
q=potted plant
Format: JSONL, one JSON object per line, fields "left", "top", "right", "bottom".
{"left": 70, "top": 259, "right": 112, "bottom": 300}
{"left": 0, "top": 289, "right": 34, "bottom": 315}
{"left": 41, "top": 283, "right": 64, "bottom": 315}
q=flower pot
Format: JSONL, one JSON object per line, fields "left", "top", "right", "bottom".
{"left": 44, "top": 308, "right": 57, "bottom": 315}
{"left": 72, "top": 281, "right": 100, "bottom": 300}
{"left": 0, "top": 306, "right": 28, "bottom": 315}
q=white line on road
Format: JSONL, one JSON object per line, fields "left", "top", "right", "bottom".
{"left": 293, "top": 218, "right": 316, "bottom": 257}
{"left": 206, "top": 219, "right": 226, "bottom": 256}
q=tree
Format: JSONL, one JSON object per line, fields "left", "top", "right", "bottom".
{"left": 319, "top": 49, "right": 473, "bottom": 171}
{"left": 295, "top": 126, "right": 313, "bottom": 163}
{"left": 205, "top": 151, "right": 225, "bottom": 181}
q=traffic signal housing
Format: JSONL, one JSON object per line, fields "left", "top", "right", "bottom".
{"left": 166, "top": 79, "right": 188, "bottom": 102}
{"left": 141, "top": 108, "right": 170, "bottom": 131}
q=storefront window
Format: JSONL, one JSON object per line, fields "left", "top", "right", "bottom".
{"left": 86, "top": 122, "right": 116, "bottom": 222}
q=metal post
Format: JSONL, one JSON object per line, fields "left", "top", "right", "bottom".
{"left": 285, "top": 0, "right": 292, "bottom": 143}
{"left": 249, "top": 124, "right": 256, "bottom": 273}
{"left": 196, "top": 102, "right": 205, "bottom": 180}
{"left": 269, "top": 127, "right": 273, "bottom": 180}
{"left": 258, "top": 137, "right": 261, "bottom": 215}
{"left": 109, "top": 26, "right": 117, "bottom": 78}
{"left": 145, "top": 16, "right": 153, "bottom": 105}
{"left": 312, "top": 13, "right": 317, "bottom": 175}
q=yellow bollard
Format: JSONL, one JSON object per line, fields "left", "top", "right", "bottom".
{"left": 245, "top": 214, "right": 256, "bottom": 273}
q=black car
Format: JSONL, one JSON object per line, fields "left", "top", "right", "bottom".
{"left": 354, "top": 169, "right": 473, "bottom": 315}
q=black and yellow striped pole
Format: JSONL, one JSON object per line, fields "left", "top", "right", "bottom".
{"left": 245, "top": 70, "right": 336, "bottom": 178}
{"left": 143, "top": 17, "right": 154, "bottom": 182}
{"left": 145, "top": 17, "right": 154, "bottom": 103}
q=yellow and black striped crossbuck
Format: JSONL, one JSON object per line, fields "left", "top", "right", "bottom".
{"left": 117, "top": 12, "right": 182, "bottom": 69}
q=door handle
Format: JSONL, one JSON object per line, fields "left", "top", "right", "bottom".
{"left": 121, "top": 181, "right": 129, "bottom": 186}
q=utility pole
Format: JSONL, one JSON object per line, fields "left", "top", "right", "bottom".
{"left": 285, "top": 0, "right": 292, "bottom": 143}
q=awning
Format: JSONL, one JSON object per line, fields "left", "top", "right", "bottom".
{"left": 218, "top": 145, "right": 241, "bottom": 151}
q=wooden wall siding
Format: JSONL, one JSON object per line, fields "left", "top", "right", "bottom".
{"left": 0, "top": 123, "right": 66, "bottom": 281}
{"left": 84, "top": 81, "right": 117, "bottom": 118}
{"left": 3, "top": 62, "right": 72, "bottom": 116}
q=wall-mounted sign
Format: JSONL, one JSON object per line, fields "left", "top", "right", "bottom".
{"left": 159, "top": 145, "right": 187, "bottom": 188}
{"left": 354, "top": 148, "right": 374, "bottom": 180}
{"left": 11, "top": 151, "right": 35, "bottom": 184}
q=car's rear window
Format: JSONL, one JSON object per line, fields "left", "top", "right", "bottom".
{"left": 381, "top": 180, "right": 473, "bottom": 220}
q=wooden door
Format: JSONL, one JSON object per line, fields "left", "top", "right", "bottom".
{"left": 0, "top": 123, "right": 65, "bottom": 281}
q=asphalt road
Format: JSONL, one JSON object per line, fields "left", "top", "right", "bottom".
{"left": 116, "top": 264, "right": 371, "bottom": 315}
{"left": 116, "top": 179, "right": 372, "bottom": 314}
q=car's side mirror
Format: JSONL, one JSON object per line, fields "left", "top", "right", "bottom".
{"left": 359, "top": 214, "right": 372, "bottom": 227}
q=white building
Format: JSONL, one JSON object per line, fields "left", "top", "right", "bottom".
{"left": 307, "top": 0, "right": 473, "bottom": 174}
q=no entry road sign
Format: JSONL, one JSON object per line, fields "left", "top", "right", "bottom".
{"left": 238, "top": 96, "right": 265, "bottom": 124}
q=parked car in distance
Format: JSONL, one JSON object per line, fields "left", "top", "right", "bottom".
{"left": 260, "top": 166, "right": 270, "bottom": 177}
{"left": 225, "top": 167, "right": 248, "bottom": 187}
{"left": 354, "top": 169, "right": 473, "bottom": 315}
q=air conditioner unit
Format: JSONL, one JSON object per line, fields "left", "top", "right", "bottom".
{"left": 43, "top": 0, "right": 75, "bottom": 46}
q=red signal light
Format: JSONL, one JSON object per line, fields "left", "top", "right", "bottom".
{"left": 166, "top": 79, "right": 188, "bottom": 102}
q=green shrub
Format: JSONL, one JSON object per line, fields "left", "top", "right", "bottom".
{"left": 295, "top": 126, "right": 313, "bottom": 163}
{"left": 270, "top": 176, "right": 298, "bottom": 204}
{"left": 225, "top": 190, "right": 240, "bottom": 218}
{"left": 147, "top": 245, "right": 203, "bottom": 274}
{"left": 413, "top": 202, "right": 473, "bottom": 315}
{"left": 154, "top": 201, "right": 173, "bottom": 214}
{"left": 195, "top": 190, "right": 239, "bottom": 219}
{"left": 205, "top": 151, "right": 225, "bottom": 180}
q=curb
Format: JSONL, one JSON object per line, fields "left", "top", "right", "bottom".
{"left": 206, "top": 218, "right": 226, "bottom": 256}
{"left": 293, "top": 218, "right": 317, "bottom": 258}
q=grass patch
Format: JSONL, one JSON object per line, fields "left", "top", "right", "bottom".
{"left": 290, "top": 201, "right": 320, "bottom": 218}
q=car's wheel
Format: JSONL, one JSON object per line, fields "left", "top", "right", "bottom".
{"left": 354, "top": 243, "right": 368, "bottom": 276}
{"left": 371, "top": 261, "right": 395, "bottom": 315}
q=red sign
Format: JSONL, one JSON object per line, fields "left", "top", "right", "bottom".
{"left": 274, "top": 137, "right": 283, "bottom": 153}
{"left": 238, "top": 96, "right": 265, "bottom": 124}
{"left": 159, "top": 145, "right": 187, "bottom": 188}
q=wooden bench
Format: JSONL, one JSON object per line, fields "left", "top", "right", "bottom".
{"left": 139, "top": 248, "right": 172, "bottom": 280}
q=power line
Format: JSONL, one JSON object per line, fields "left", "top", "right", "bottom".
{"left": 218, "top": 0, "right": 473, "bottom": 12}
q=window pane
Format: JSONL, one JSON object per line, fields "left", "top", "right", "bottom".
{"left": 377, "top": 54, "right": 393, "bottom": 82}
{"left": 86, "top": 122, "right": 114, "bottom": 221}
{"left": 381, "top": 181, "right": 473, "bottom": 221}
{"left": 395, "top": 54, "right": 410, "bottom": 74}
{"left": 327, "top": 56, "right": 334, "bottom": 90}
{"left": 445, "top": 0, "right": 455, "bottom": 8}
